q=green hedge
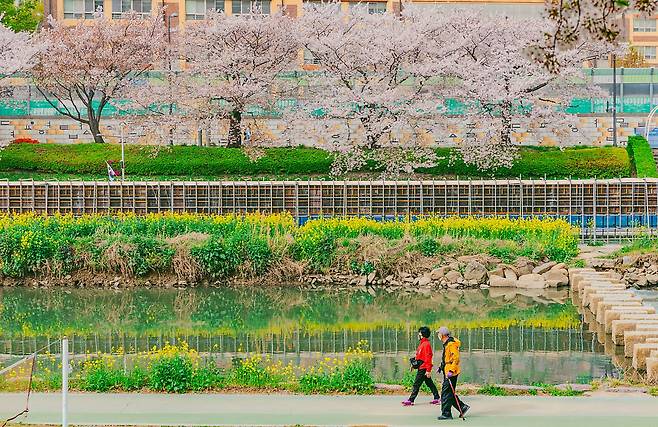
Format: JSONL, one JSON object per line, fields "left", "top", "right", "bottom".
{"left": 422, "top": 146, "right": 630, "bottom": 179}
{"left": 0, "top": 143, "right": 631, "bottom": 179}
{"left": 626, "top": 135, "right": 658, "bottom": 178}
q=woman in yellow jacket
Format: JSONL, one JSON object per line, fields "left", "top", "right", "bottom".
{"left": 437, "top": 326, "right": 470, "bottom": 420}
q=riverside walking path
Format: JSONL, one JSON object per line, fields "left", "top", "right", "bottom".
{"left": 1, "top": 392, "right": 657, "bottom": 427}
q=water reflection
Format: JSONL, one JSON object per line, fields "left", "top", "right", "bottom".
{"left": 0, "top": 286, "right": 619, "bottom": 384}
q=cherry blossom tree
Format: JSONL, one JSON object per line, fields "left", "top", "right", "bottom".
{"left": 536, "top": 0, "right": 640, "bottom": 71}
{"left": 31, "top": 14, "right": 167, "bottom": 143}
{"left": 180, "top": 11, "right": 300, "bottom": 148}
{"left": 296, "top": 3, "right": 454, "bottom": 174}
{"left": 0, "top": 19, "right": 36, "bottom": 79}
{"left": 444, "top": 12, "right": 611, "bottom": 170}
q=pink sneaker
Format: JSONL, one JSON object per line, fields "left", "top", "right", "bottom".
{"left": 430, "top": 399, "right": 441, "bottom": 405}
{"left": 402, "top": 400, "right": 414, "bottom": 406}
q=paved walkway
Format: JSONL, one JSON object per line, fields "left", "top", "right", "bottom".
{"left": 1, "top": 392, "right": 657, "bottom": 427}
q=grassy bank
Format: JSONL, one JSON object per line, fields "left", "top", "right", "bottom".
{"left": 627, "top": 135, "right": 658, "bottom": 178}
{"left": 0, "top": 213, "right": 579, "bottom": 282}
{"left": 0, "top": 144, "right": 631, "bottom": 179}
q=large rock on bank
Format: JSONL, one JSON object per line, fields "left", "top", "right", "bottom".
{"left": 517, "top": 273, "right": 547, "bottom": 289}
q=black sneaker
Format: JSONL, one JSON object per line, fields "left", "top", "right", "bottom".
{"left": 459, "top": 404, "right": 470, "bottom": 417}
{"left": 437, "top": 415, "right": 453, "bottom": 421}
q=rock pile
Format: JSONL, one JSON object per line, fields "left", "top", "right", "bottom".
{"left": 587, "top": 253, "right": 658, "bottom": 288}
{"left": 305, "top": 255, "right": 570, "bottom": 293}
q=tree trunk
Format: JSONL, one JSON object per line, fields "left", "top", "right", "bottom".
{"left": 88, "top": 116, "right": 104, "bottom": 143}
{"left": 227, "top": 110, "right": 242, "bottom": 148}
{"left": 500, "top": 101, "right": 513, "bottom": 147}
{"left": 360, "top": 116, "right": 381, "bottom": 150}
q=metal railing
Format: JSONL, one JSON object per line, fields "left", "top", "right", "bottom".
{"left": 0, "top": 178, "right": 657, "bottom": 240}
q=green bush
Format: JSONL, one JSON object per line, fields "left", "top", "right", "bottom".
{"left": 149, "top": 353, "right": 194, "bottom": 393}
{"left": 419, "top": 146, "right": 630, "bottom": 179}
{"left": 78, "top": 357, "right": 123, "bottom": 392}
{"left": 191, "top": 365, "right": 226, "bottom": 391}
{"left": 298, "top": 358, "right": 374, "bottom": 394}
{"left": 191, "top": 238, "right": 240, "bottom": 279}
{"left": 0, "top": 144, "right": 631, "bottom": 179}
{"left": 229, "top": 356, "right": 287, "bottom": 389}
{"left": 627, "top": 135, "right": 658, "bottom": 178}
{"left": 477, "top": 384, "right": 508, "bottom": 396}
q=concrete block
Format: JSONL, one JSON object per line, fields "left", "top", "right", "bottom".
{"left": 590, "top": 295, "right": 641, "bottom": 313}
{"left": 605, "top": 307, "right": 657, "bottom": 330}
{"left": 647, "top": 357, "right": 658, "bottom": 384}
{"left": 632, "top": 343, "right": 658, "bottom": 370}
{"left": 584, "top": 290, "right": 634, "bottom": 307}
{"left": 579, "top": 283, "right": 626, "bottom": 299}
{"left": 596, "top": 301, "right": 643, "bottom": 323}
{"left": 611, "top": 321, "right": 658, "bottom": 344}
{"left": 624, "top": 330, "right": 658, "bottom": 357}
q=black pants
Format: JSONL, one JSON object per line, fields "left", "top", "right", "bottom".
{"left": 408, "top": 369, "right": 440, "bottom": 402}
{"left": 441, "top": 374, "right": 466, "bottom": 417}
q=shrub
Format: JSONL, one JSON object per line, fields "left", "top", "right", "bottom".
{"left": 477, "top": 384, "right": 508, "bottom": 396}
{"left": 191, "top": 237, "right": 240, "bottom": 279}
{"left": 229, "top": 356, "right": 291, "bottom": 389}
{"left": 191, "top": 365, "right": 226, "bottom": 391}
{"left": 298, "top": 341, "right": 374, "bottom": 394}
{"left": 148, "top": 343, "right": 196, "bottom": 393}
{"left": 78, "top": 355, "right": 122, "bottom": 392}
{"left": 627, "top": 135, "right": 658, "bottom": 178}
{"left": 417, "top": 237, "right": 440, "bottom": 256}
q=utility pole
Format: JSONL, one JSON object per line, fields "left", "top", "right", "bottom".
{"left": 612, "top": 54, "right": 618, "bottom": 147}
{"left": 61, "top": 337, "right": 68, "bottom": 427}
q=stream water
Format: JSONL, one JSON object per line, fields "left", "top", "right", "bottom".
{"left": 0, "top": 286, "right": 621, "bottom": 385}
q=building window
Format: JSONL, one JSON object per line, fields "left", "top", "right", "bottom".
{"left": 186, "top": 0, "right": 225, "bottom": 19}
{"left": 303, "top": 48, "right": 320, "bottom": 65}
{"left": 638, "top": 46, "right": 657, "bottom": 60}
{"left": 633, "top": 18, "right": 657, "bottom": 33}
{"left": 63, "top": 0, "right": 103, "bottom": 18}
{"left": 232, "top": 0, "right": 270, "bottom": 15}
{"left": 112, "top": 0, "right": 152, "bottom": 18}
{"left": 349, "top": 1, "right": 386, "bottom": 14}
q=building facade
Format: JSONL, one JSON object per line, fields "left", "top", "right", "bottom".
{"left": 625, "top": 13, "right": 658, "bottom": 65}
{"left": 44, "top": 0, "right": 545, "bottom": 30}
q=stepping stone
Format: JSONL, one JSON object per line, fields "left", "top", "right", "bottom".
{"left": 624, "top": 330, "right": 658, "bottom": 357}
{"left": 591, "top": 295, "right": 642, "bottom": 313}
{"left": 605, "top": 307, "right": 657, "bottom": 329}
{"left": 597, "top": 301, "right": 643, "bottom": 323}
{"left": 632, "top": 342, "right": 658, "bottom": 370}
{"left": 612, "top": 321, "right": 658, "bottom": 344}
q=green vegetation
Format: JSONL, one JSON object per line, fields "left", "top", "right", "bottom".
{"left": 0, "top": 144, "right": 631, "bottom": 179}
{"left": 614, "top": 233, "right": 658, "bottom": 256}
{"left": 5, "top": 342, "right": 375, "bottom": 394}
{"left": 477, "top": 385, "right": 508, "bottom": 396}
{"left": 626, "top": 135, "right": 658, "bottom": 178}
{"left": 0, "top": 0, "right": 42, "bottom": 32}
{"left": 0, "top": 213, "right": 579, "bottom": 284}
{"left": 533, "top": 383, "right": 585, "bottom": 397}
